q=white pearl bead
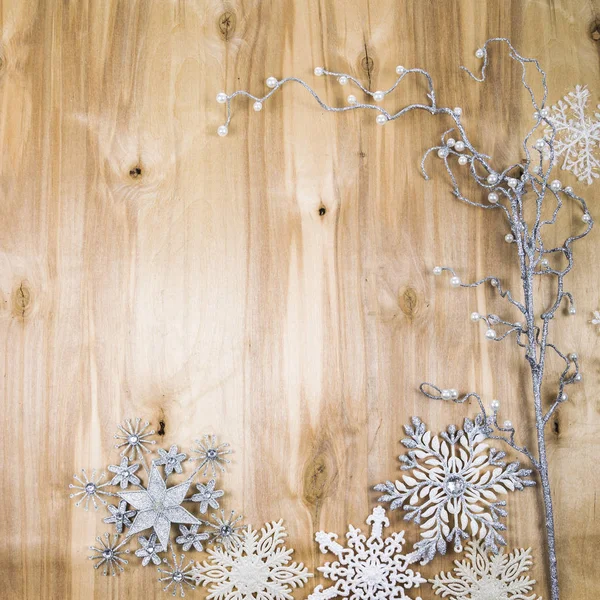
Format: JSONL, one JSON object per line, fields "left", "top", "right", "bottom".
{"left": 490, "top": 279, "right": 498, "bottom": 287}
{"left": 475, "top": 48, "right": 485, "bottom": 58}
{"left": 266, "top": 77, "right": 278, "bottom": 88}
{"left": 450, "top": 276, "right": 461, "bottom": 287}
{"left": 471, "top": 312, "right": 481, "bottom": 321}
{"left": 396, "top": 65, "right": 405, "bottom": 74}
{"left": 488, "top": 192, "right": 499, "bottom": 204}
{"left": 217, "top": 125, "right": 228, "bottom": 137}
{"left": 447, "top": 138, "right": 456, "bottom": 147}
{"left": 540, "top": 108, "right": 549, "bottom": 117}
{"left": 507, "top": 178, "right": 518, "bottom": 188}
{"left": 485, "top": 329, "right": 497, "bottom": 340}
{"left": 503, "top": 420, "right": 513, "bottom": 429}
{"left": 314, "top": 67, "right": 324, "bottom": 76}
{"left": 514, "top": 321, "right": 522, "bottom": 328}
{"left": 347, "top": 94, "right": 357, "bottom": 105}
{"left": 441, "top": 389, "right": 452, "bottom": 400}
{"left": 541, "top": 258, "right": 549, "bottom": 267}
{"left": 458, "top": 156, "right": 468, "bottom": 166}
{"left": 253, "top": 101, "right": 263, "bottom": 112}
{"left": 454, "top": 141, "right": 465, "bottom": 152}
{"left": 569, "top": 353, "right": 578, "bottom": 361}
{"left": 550, "top": 179, "right": 561, "bottom": 191}
{"left": 433, "top": 266, "right": 443, "bottom": 275}
{"left": 533, "top": 166, "right": 542, "bottom": 174}
{"left": 438, "top": 148, "right": 449, "bottom": 158}
{"left": 560, "top": 392, "right": 568, "bottom": 402}
{"left": 338, "top": 75, "right": 348, "bottom": 85}
{"left": 376, "top": 114, "right": 387, "bottom": 125}
{"left": 564, "top": 186, "right": 573, "bottom": 194}
{"left": 450, "top": 389, "right": 459, "bottom": 399}
{"left": 569, "top": 306, "right": 576, "bottom": 315}
{"left": 582, "top": 213, "right": 591, "bottom": 223}
{"left": 454, "top": 107, "right": 462, "bottom": 116}
{"left": 487, "top": 173, "right": 499, "bottom": 184}
{"left": 575, "top": 373, "right": 582, "bottom": 382}
{"left": 216, "top": 92, "right": 228, "bottom": 104}
{"left": 374, "top": 91, "right": 385, "bottom": 101}
{"left": 535, "top": 139, "right": 545, "bottom": 150}
{"left": 490, "top": 399, "right": 500, "bottom": 411}
{"left": 505, "top": 233, "right": 514, "bottom": 243}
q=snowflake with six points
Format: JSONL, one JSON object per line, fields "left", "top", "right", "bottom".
{"left": 155, "top": 445, "right": 188, "bottom": 476}
{"left": 191, "top": 479, "right": 224, "bottom": 514}
{"left": 135, "top": 533, "right": 165, "bottom": 566}
{"left": 308, "top": 506, "right": 426, "bottom": 600}
{"left": 375, "top": 417, "right": 534, "bottom": 564}
{"left": 108, "top": 456, "right": 141, "bottom": 489}
{"left": 430, "top": 539, "right": 541, "bottom": 600}
{"left": 176, "top": 524, "right": 210, "bottom": 552}
{"left": 103, "top": 499, "right": 137, "bottom": 533}
{"left": 192, "top": 519, "right": 311, "bottom": 600}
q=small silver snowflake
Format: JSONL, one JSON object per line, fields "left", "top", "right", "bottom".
{"left": 108, "top": 456, "right": 141, "bottom": 489}
{"left": 375, "top": 416, "right": 534, "bottom": 564}
{"left": 543, "top": 85, "right": 600, "bottom": 184}
{"left": 309, "top": 506, "right": 426, "bottom": 600}
{"left": 430, "top": 539, "right": 541, "bottom": 600}
{"left": 155, "top": 445, "right": 187, "bottom": 476}
{"left": 135, "top": 533, "right": 165, "bottom": 566}
{"left": 69, "top": 469, "right": 113, "bottom": 511}
{"left": 88, "top": 532, "right": 130, "bottom": 576}
{"left": 176, "top": 524, "right": 209, "bottom": 552}
{"left": 203, "top": 509, "right": 244, "bottom": 547}
{"left": 191, "top": 435, "right": 232, "bottom": 476}
{"left": 191, "top": 479, "right": 224, "bottom": 514}
{"left": 103, "top": 499, "right": 137, "bottom": 534}
{"left": 114, "top": 417, "right": 156, "bottom": 458}
{"left": 192, "top": 520, "right": 311, "bottom": 599}
{"left": 158, "top": 545, "right": 197, "bottom": 597}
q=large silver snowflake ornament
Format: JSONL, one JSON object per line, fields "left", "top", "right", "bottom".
{"left": 430, "top": 539, "right": 542, "bottom": 600}
{"left": 308, "top": 506, "right": 426, "bottom": 600}
{"left": 192, "top": 519, "right": 311, "bottom": 599}
{"left": 375, "top": 417, "right": 534, "bottom": 564}
{"left": 542, "top": 84, "right": 600, "bottom": 184}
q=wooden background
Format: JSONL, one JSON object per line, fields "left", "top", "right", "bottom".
{"left": 1, "top": 0, "right": 599, "bottom": 597}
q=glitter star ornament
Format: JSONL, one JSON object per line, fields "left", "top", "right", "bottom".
{"left": 308, "top": 506, "right": 426, "bottom": 600}
{"left": 430, "top": 540, "right": 542, "bottom": 600}
{"left": 375, "top": 417, "right": 534, "bottom": 563}
{"left": 118, "top": 464, "right": 200, "bottom": 549}
{"left": 192, "top": 519, "right": 311, "bottom": 599}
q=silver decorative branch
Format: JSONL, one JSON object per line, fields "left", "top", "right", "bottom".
{"left": 217, "top": 38, "right": 592, "bottom": 600}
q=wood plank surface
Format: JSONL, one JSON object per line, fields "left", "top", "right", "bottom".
{"left": 1, "top": 0, "right": 599, "bottom": 597}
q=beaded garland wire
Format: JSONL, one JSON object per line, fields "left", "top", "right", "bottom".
{"left": 216, "top": 39, "right": 592, "bottom": 600}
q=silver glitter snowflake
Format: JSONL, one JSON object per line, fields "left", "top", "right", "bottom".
{"left": 108, "top": 456, "right": 141, "bottom": 489}
{"left": 114, "top": 417, "right": 156, "bottom": 458}
{"left": 176, "top": 524, "right": 209, "bottom": 552}
{"left": 192, "top": 520, "right": 311, "bottom": 599}
{"left": 430, "top": 539, "right": 541, "bottom": 600}
{"left": 203, "top": 509, "right": 244, "bottom": 547}
{"left": 158, "top": 545, "right": 197, "bottom": 597}
{"left": 308, "top": 506, "right": 425, "bottom": 600}
{"left": 69, "top": 469, "right": 114, "bottom": 511}
{"left": 543, "top": 84, "right": 600, "bottom": 184}
{"left": 191, "top": 435, "right": 232, "bottom": 476}
{"left": 155, "top": 445, "right": 187, "bottom": 476}
{"left": 375, "top": 416, "right": 534, "bottom": 564}
{"left": 191, "top": 479, "right": 224, "bottom": 514}
{"left": 88, "top": 532, "right": 130, "bottom": 576}
{"left": 104, "top": 499, "right": 137, "bottom": 533}
{"left": 118, "top": 463, "right": 200, "bottom": 549}
{"left": 135, "top": 533, "right": 165, "bottom": 566}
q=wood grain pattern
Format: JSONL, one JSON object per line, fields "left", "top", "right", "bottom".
{"left": 1, "top": 0, "right": 599, "bottom": 597}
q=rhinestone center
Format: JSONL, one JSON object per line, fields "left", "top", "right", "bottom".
{"left": 444, "top": 474, "right": 466, "bottom": 498}
{"left": 85, "top": 483, "right": 96, "bottom": 494}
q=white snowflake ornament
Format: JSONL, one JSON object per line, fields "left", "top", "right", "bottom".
{"left": 308, "top": 506, "right": 426, "bottom": 600}
{"left": 543, "top": 85, "right": 600, "bottom": 184}
{"left": 192, "top": 519, "right": 311, "bottom": 599}
{"left": 375, "top": 417, "right": 534, "bottom": 564}
{"left": 430, "top": 539, "right": 542, "bottom": 600}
